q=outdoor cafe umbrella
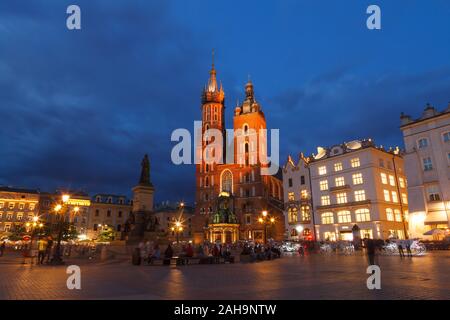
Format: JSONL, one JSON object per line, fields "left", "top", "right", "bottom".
{"left": 423, "top": 228, "right": 446, "bottom": 236}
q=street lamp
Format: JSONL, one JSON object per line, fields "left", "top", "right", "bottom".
{"left": 171, "top": 221, "right": 183, "bottom": 244}
{"left": 50, "top": 194, "right": 70, "bottom": 265}
{"left": 258, "top": 210, "right": 276, "bottom": 244}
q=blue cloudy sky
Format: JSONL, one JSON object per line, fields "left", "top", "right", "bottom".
{"left": 0, "top": 0, "right": 449, "bottom": 203}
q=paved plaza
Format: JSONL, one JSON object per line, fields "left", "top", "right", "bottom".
{"left": 0, "top": 251, "right": 449, "bottom": 300}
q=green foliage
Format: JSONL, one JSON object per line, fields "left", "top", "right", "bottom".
{"left": 8, "top": 225, "right": 27, "bottom": 241}
{"left": 97, "top": 226, "right": 115, "bottom": 242}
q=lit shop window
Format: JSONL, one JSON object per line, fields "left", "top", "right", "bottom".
{"left": 321, "top": 212, "right": 334, "bottom": 224}
{"left": 323, "top": 232, "right": 336, "bottom": 242}
{"left": 352, "top": 173, "right": 363, "bottom": 185}
{"left": 318, "top": 166, "right": 327, "bottom": 175}
{"left": 360, "top": 229, "right": 373, "bottom": 239}
{"left": 336, "top": 192, "right": 347, "bottom": 204}
{"left": 354, "top": 190, "right": 366, "bottom": 202}
{"left": 321, "top": 195, "right": 330, "bottom": 206}
{"left": 319, "top": 180, "right": 328, "bottom": 191}
{"left": 334, "top": 162, "right": 343, "bottom": 172}
{"left": 350, "top": 158, "right": 360, "bottom": 168}
{"left": 335, "top": 177, "right": 345, "bottom": 187}
{"left": 356, "top": 209, "right": 370, "bottom": 222}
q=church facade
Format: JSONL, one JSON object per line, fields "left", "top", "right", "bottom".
{"left": 192, "top": 61, "right": 284, "bottom": 244}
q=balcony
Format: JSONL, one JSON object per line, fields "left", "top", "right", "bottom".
{"left": 329, "top": 185, "right": 351, "bottom": 192}
{"left": 316, "top": 199, "right": 371, "bottom": 210}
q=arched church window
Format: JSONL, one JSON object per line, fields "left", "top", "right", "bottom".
{"left": 221, "top": 169, "right": 233, "bottom": 193}
{"left": 205, "top": 176, "right": 209, "bottom": 187}
{"left": 245, "top": 143, "right": 249, "bottom": 153}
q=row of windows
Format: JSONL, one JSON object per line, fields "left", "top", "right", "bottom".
{"left": 320, "top": 190, "right": 367, "bottom": 206}
{"left": 417, "top": 132, "right": 450, "bottom": 149}
{"left": 0, "top": 202, "right": 37, "bottom": 210}
{"left": 321, "top": 209, "right": 371, "bottom": 224}
{"left": 287, "top": 190, "right": 309, "bottom": 201}
{"left": 421, "top": 154, "right": 450, "bottom": 171}
{"left": 0, "top": 212, "right": 36, "bottom": 221}
{"left": 287, "top": 175, "right": 306, "bottom": 187}
{"left": 383, "top": 190, "right": 408, "bottom": 204}
{"left": 380, "top": 173, "right": 406, "bottom": 188}
{"left": 94, "top": 209, "right": 127, "bottom": 218}
{"left": 287, "top": 206, "right": 311, "bottom": 223}
{"left": 318, "top": 158, "right": 361, "bottom": 175}
{"left": 319, "top": 173, "right": 363, "bottom": 191}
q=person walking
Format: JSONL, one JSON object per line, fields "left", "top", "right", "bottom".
{"left": 398, "top": 240, "right": 405, "bottom": 258}
{"left": 37, "top": 237, "right": 48, "bottom": 265}
{"left": 365, "top": 238, "right": 376, "bottom": 266}
{"left": 406, "top": 239, "right": 413, "bottom": 258}
{"left": 45, "top": 237, "right": 53, "bottom": 263}
{"left": 0, "top": 241, "right": 6, "bottom": 257}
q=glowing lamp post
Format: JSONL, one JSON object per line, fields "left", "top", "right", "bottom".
{"left": 258, "top": 210, "right": 276, "bottom": 244}
{"left": 50, "top": 194, "right": 70, "bottom": 265}
{"left": 171, "top": 221, "right": 183, "bottom": 244}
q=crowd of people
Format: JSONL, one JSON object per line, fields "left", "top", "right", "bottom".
{"left": 240, "top": 242, "right": 281, "bottom": 262}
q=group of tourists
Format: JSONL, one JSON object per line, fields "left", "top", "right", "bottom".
{"left": 241, "top": 243, "right": 281, "bottom": 262}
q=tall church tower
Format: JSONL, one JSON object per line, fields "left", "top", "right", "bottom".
{"left": 193, "top": 56, "right": 226, "bottom": 243}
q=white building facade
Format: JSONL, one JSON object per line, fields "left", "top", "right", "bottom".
{"left": 308, "top": 140, "right": 408, "bottom": 242}
{"left": 400, "top": 104, "right": 450, "bottom": 239}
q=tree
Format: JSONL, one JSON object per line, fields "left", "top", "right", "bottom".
{"left": 97, "top": 226, "right": 115, "bottom": 242}
{"left": 8, "top": 224, "right": 26, "bottom": 241}
{"left": 62, "top": 223, "right": 79, "bottom": 241}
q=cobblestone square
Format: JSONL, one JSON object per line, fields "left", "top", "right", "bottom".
{"left": 0, "top": 251, "right": 449, "bottom": 300}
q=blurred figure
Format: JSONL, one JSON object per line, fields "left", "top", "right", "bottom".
{"left": 0, "top": 241, "right": 6, "bottom": 257}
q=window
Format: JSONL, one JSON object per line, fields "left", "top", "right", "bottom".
{"left": 318, "top": 166, "right": 327, "bottom": 175}
{"left": 356, "top": 209, "right": 370, "bottom": 222}
{"left": 337, "top": 210, "right": 351, "bottom": 223}
{"left": 399, "top": 177, "right": 405, "bottom": 188}
{"left": 443, "top": 132, "right": 450, "bottom": 142}
{"left": 389, "top": 175, "right": 396, "bottom": 187}
{"left": 401, "top": 193, "right": 408, "bottom": 204}
{"left": 336, "top": 192, "right": 347, "bottom": 204}
{"left": 221, "top": 169, "right": 233, "bottom": 193}
{"left": 245, "top": 214, "right": 251, "bottom": 225}
{"left": 107, "top": 197, "right": 112, "bottom": 204}
{"left": 303, "top": 228, "right": 311, "bottom": 237}
{"left": 8, "top": 203, "right": 14, "bottom": 210}
{"left": 383, "top": 190, "right": 390, "bottom": 202}
{"left": 300, "top": 189, "right": 309, "bottom": 199}
{"left": 6, "top": 213, "right": 12, "bottom": 220}
{"left": 288, "top": 207, "right": 298, "bottom": 223}
{"left": 288, "top": 178, "right": 293, "bottom": 187}
{"left": 427, "top": 185, "right": 441, "bottom": 201}
{"left": 386, "top": 208, "right": 394, "bottom": 221}
{"left": 360, "top": 229, "right": 373, "bottom": 239}
{"left": 423, "top": 157, "right": 433, "bottom": 171}
{"left": 391, "top": 191, "right": 398, "bottom": 203}
{"left": 319, "top": 180, "right": 328, "bottom": 191}
{"left": 29, "top": 203, "right": 36, "bottom": 210}
{"left": 394, "top": 209, "right": 402, "bottom": 222}
{"left": 335, "top": 177, "right": 345, "bottom": 187}
{"left": 288, "top": 192, "right": 295, "bottom": 201}
{"left": 301, "top": 206, "right": 311, "bottom": 222}
{"left": 321, "top": 195, "right": 330, "bottom": 206}
{"left": 354, "top": 190, "right": 366, "bottom": 202}
{"left": 118, "top": 211, "right": 122, "bottom": 218}
{"left": 351, "top": 158, "right": 360, "bottom": 168}
{"left": 0, "top": 202, "right": 3, "bottom": 209}
{"left": 17, "top": 213, "right": 23, "bottom": 221}
{"left": 18, "top": 203, "right": 25, "bottom": 210}
{"left": 417, "top": 138, "right": 428, "bottom": 149}
{"left": 334, "top": 162, "right": 343, "bottom": 171}
{"left": 323, "top": 231, "right": 336, "bottom": 241}
{"left": 4, "top": 223, "right": 11, "bottom": 232}
{"left": 96, "top": 196, "right": 101, "bottom": 203}
{"left": 95, "top": 209, "right": 99, "bottom": 217}
{"left": 379, "top": 159, "right": 385, "bottom": 167}
{"left": 300, "top": 176, "right": 305, "bottom": 185}
{"left": 321, "top": 212, "right": 334, "bottom": 224}
{"left": 352, "top": 173, "right": 363, "bottom": 185}
{"left": 380, "top": 173, "right": 388, "bottom": 184}
{"left": 107, "top": 210, "right": 111, "bottom": 217}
